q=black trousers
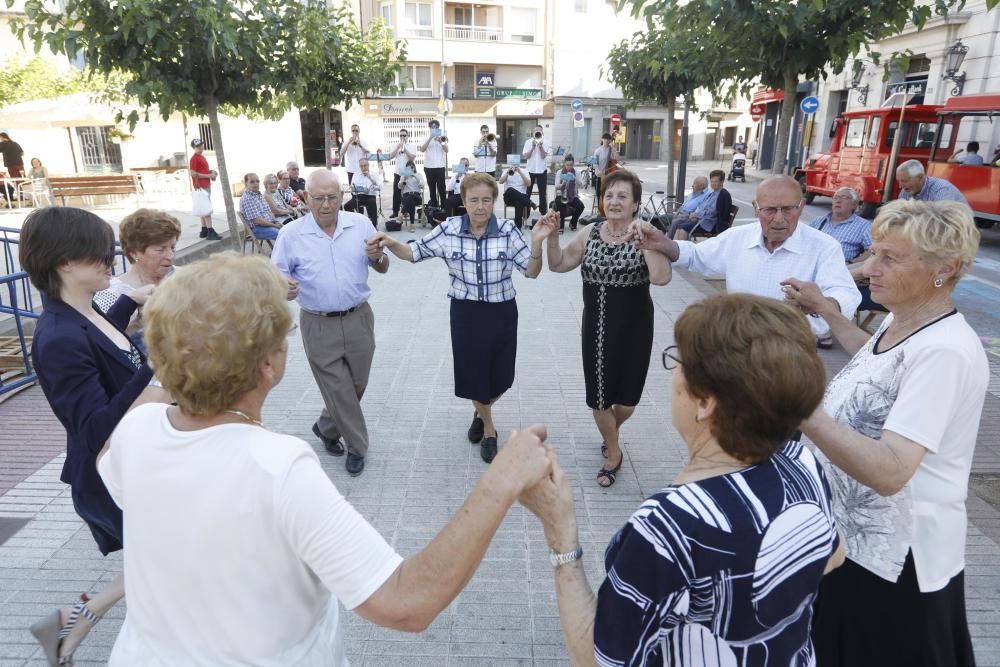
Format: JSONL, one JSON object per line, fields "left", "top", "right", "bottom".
{"left": 594, "top": 175, "right": 603, "bottom": 199}
{"left": 392, "top": 174, "right": 401, "bottom": 217}
{"left": 503, "top": 189, "right": 533, "bottom": 228}
{"left": 529, "top": 172, "right": 548, "bottom": 212}
{"left": 343, "top": 194, "right": 377, "bottom": 227}
{"left": 554, "top": 197, "right": 585, "bottom": 229}
{"left": 402, "top": 192, "right": 422, "bottom": 223}
{"left": 445, "top": 192, "right": 465, "bottom": 218}
{"left": 346, "top": 171, "right": 355, "bottom": 185}
{"left": 424, "top": 167, "right": 446, "bottom": 208}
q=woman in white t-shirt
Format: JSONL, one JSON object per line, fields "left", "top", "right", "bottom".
{"left": 96, "top": 253, "right": 554, "bottom": 666}
{"left": 782, "top": 200, "right": 988, "bottom": 667}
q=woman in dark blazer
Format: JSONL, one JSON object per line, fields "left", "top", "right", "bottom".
{"left": 19, "top": 207, "right": 166, "bottom": 667}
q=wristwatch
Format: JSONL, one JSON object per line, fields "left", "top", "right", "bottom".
{"left": 549, "top": 545, "right": 583, "bottom": 568}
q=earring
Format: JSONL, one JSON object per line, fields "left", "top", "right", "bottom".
{"left": 694, "top": 413, "right": 701, "bottom": 424}
{"left": 934, "top": 277, "right": 944, "bottom": 288}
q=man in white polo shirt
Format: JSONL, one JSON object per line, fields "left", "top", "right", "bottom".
{"left": 521, "top": 125, "right": 552, "bottom": 213}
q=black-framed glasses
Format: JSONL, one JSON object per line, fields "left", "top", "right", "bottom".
{"left": 662, "top": 345, "right": 681, "bottom": 370}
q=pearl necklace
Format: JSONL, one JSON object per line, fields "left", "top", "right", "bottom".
{"left": 223, "top": 409, "right": 264, "bottom": 427}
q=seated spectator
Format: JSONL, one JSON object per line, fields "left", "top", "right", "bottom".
{"left": 397, "top": 160, "right": 425, "bottom": 232}
{"left": 94, "top": 209, "right": 181, "bottom": 347}
{"left": 342, "top": 158, "right": 380, "bottom": 228}
{"left": 671, "top": 169, "right": 732, "bottom": 240}
{"left": 520, "top": 293, "right": 843, "bottom": 667}
{"left": 810, "top": 188, "right": 881, "bottom": 314}
{"left": 499, "top": 164, "right": 536, "bottom": 229}
{"left": 96, "top": 252, "right": 554, "bottom": 664}
{"left": 444, "top": 158, "right": 469, "bottom": 218}
{"left": 552, "top": 154, "right": 585, "bottom": 233}
{"left": 896, "top": 160, "right": 968, "bottom": 204}
{"left": 23, "top": 157, "right": 52, "bottom": 206}
{"left": 948, "top": 141, "right": 985, "bottom": 166}
{"left": 263, "top": 174, "right": 298, "bottom": 225}
{"left": 239, "top": 173, "right": 283, "bottom": 240}
{"left": 661, "top": 175, "right": 709, "bottom": 234}
{"left": 286, "top": 161, "right": 307, "bottom": 201}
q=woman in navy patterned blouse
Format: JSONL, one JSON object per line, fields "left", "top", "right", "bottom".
{"left": 520, "top": 294, "right": 845, "bottom": 667}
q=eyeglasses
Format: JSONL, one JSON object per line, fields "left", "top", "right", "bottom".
{"left": 757, "top": 204, "right": 800, "bottom": 218}
{"left": 309, "top": 194, "right": 340, "bottom": 204}
{"left": 662, "top": 345, "right": 681, "bottom": 370}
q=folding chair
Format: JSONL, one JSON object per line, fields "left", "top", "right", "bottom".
{"left": 238, "top": 211, "right": 273, "bottom": 255}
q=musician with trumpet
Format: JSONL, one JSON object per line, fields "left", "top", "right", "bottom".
{"left": 474, "top": 125, "right": 498, "bottom": 177}
{"left": 521, "top": 125, "right": 552, "bottom": 213}
{"left": 420, "top": 119, "right": 449, "bottom": 209}
{"left": 340, "top": 124, "right": 370, "bottom": 186}
{"left": 389, "top": 129, "right": 417, "bottom": 220}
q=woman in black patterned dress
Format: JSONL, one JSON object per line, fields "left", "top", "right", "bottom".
{"left": 542, "top": 169, "right": 672, "bottom": 486}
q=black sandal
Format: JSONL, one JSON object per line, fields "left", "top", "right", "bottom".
{"left": 597, "top": 454, "right": 623, "bottom": 488}
{"left": 601, "top": 443, "right": 608, "bottom": 459}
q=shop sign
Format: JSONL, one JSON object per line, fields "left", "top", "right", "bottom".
{"left": 494, "top": 87, "right": 543, "bottom": 99}
{"left": 476, "top": 71, "right": 495, "bottom": 87}
{"left": 476, "top": 88, "right": 494, "bottom": 99}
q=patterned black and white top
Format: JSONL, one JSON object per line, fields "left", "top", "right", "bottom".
{"left": 581, "top": 223, "right": 650, "bottom": 288}
{"left": 407, "top": 214, "right": 531, "bottom": 302}
{"left": 594, "top": 441, "right": 839, "bottom": 667}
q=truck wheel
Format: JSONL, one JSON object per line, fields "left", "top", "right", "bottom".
{"left": 804, "top": 191, "right": 816, "bottom": 205}
{"left": 860, "top": 202, "right": 879, "bottom": 219}
{"left": 975, "top": 219, "right": 996, "bottom": 230}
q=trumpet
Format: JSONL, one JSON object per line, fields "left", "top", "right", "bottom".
{"left": 481, "top": 133, "right": 496, "bottom": 145}
{"left": 437, "top": 135, "right": 448, "bottom": 144}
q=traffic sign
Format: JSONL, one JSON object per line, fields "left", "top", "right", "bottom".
{"left": 610, "top": 113, "right": 622, "bottom": 124}
{"left": 800, "top": 96, "right": 820, "bottom": 115}
{"left": 750, "top": 103, "right": 765, "bottom": 122}
{"left": 571, "top": 99, "right": 583, "bottom": 111}
{"left": 573, "top": 111, "right": 584, "bottom": 128}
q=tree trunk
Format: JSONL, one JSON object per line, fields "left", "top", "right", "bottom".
{"left": 207, "top": 98, "right": 243, "bottom": 251}
{"left": 771, "top": 72, "right": 799, "bottom": 175}
{"left": 664, "top": 96, "right": 675, "bottom": 196}
{"left": 323, "top": 108, "right": 332, "bottom": 170}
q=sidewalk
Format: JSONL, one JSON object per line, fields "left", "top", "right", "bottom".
{"left": 2, "top": 230, "right": 1000, "bottom": 666}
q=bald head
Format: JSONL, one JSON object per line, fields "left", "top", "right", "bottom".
{"left": 757, "top": 175, "right": 802, "bottom": 201}
{"left": 305, "top": 170, "right": 343, "bottom": 229}
{"left": 692, "top": 176, "right": 709, "bottom": 193}
{"left": 755, "top": 175, "right": 805, "bottom": 251}
{"left": 306, "top": 169, "right": 341, "bottom": 192}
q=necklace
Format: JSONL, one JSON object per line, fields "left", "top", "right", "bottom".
{"left": 223, "top": 409, "right": 264, "bottom": 427}
{"left": 605, "top": 223, "right": 630, "bottom": 239}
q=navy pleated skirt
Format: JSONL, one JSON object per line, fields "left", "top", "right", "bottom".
{"left": 450, "top": 298, "right": 517, "bottom": 403}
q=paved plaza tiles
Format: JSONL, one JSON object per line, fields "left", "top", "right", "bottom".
{"left": 2, "top": 232, "right": 1000, "bottom": 666}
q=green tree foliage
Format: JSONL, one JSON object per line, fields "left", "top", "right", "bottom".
{"left": 620, "top": 0, "right": 965, "bottom": 174}
{"left": 10, "top": 0, "right": 405, "bottom": 247}
{"left": 0, "top": 56, "right": 129, "bottom": 107}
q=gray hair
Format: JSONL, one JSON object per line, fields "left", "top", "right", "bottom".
{"left": 834, "top": 187, "right": 859, "bottom": 202}
{"left": 896, "top": 159, "right": 925, "bottom": 178}
{"left": 693, "top": 176, "right": 709, "bottom": 187}
{"left": 286, "top": 161, "right": 300, "bottom": 170}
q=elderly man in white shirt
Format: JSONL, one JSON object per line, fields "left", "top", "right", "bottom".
{"left": 521, "top": 124, "right": 552, "bottom": 213}
{"left": 637, "top": 175, "right": 860, "bottom": 348}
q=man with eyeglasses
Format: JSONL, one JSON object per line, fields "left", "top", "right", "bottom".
{"left": 636, "top": 175, "right": 860, "bottom": 349}
{"left": 271, "top": 170, "right": 389, "bottom": 478}
{"left": 340, "top": 125, "right": 370, "bottom": 186}
{"left": 239, "top": 173, "right": 283, "bottom": 240}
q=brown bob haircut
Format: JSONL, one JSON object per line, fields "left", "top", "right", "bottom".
{"left": 460, "top": 172, "right": 499, "bottom": 200}
{"left": 673, "top": 293, "right": 826, "bottom": 464}
{"left": 18, "top": 207, "right": 116, "bottom": 299}
{"left": 599, "top": 169, "right": 643, "bottom": 217}
{"left": 119, "top": 209, "right": 182, "bottom": 263}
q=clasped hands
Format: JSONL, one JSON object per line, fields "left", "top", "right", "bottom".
{"left": 779, "top": 278, "right": 828, "bottom": 316}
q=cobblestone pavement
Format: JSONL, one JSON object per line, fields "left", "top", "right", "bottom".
{"left": 2, "top": 222, "right": 1000, "bottom": 666}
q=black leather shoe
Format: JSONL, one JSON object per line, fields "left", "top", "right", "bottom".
{"left": 205, "top": 228, "right": 222, "bottom": 241}
{"left": 346, "top": 452, "right": 365, "bottom": 476}
{"left": 312, "top": 423, "right": 344, "bottom": 456}
{"left": 467, "top": 413, "right": 485, "bottom": 443}
{"left": 480, "top": 436, "right": 498, "bottom": 463}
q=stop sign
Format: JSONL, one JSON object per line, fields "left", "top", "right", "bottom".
{"left": 750, "top": 103, "right": 765, "bottom": 122}
{"left": 610, "top": 113, "right": 622, "bottom": 124}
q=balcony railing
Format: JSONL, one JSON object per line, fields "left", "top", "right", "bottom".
{"left": 444, "top": 24, "right": 501, "bottom": 41}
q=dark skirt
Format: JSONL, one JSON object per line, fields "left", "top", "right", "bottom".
{"left": 582, "top": 283, "right": 654, "bottom": 410}
{"left": 450, "top": 298, "right": 518, "bottom": 403}
{"left": 813, "top": 552, "right": 975, "bottom": 667}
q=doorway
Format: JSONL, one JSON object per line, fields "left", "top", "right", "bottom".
{"left": 76, "top": 126, "right": 123, "bottom": 174}
{"left": 498, "top": 118, "right": 537, "bottom": 163}
{"left": 625, "top": 120, "right": 660, "bottom": 160}
{"left": 300, "top": 109, "right": 342, "bottom": 167}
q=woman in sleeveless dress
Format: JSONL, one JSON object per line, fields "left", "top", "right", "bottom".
{"left": 541, "top": 169, "right": 672, "bottom": 486}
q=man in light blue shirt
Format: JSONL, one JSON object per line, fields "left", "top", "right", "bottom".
{"left": 662, "top": 176, "right": 709, "bottom": 234}
{"left": 895, "top": 159, "right": 968, "bottom": 205}
{"left": 272, "top": 170, "right": 389, "bottom": 477}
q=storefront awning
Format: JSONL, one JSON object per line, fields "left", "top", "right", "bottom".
{"left": 752, "top": 88, "right": 785, "bottom": 105}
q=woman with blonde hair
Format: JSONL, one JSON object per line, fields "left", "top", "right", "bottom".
{"left": 95, "top": 252, "right": 553, "bottom": 664}
{"left": 368, "top": 173, "right": 546, "bottom": 462}
{"left": 783, "top": 199, "right": 988, "bottom": 666}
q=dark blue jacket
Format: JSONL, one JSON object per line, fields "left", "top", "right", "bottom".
{"left": 32, "top": 294, "right": 153, "bottom": 555}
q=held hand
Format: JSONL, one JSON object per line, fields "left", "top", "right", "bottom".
{"left": 492, "top": 424, "right": 552, "bottom": 495}
{"left": 632, "top": 225, "right": 669, "bottom": 254}
{"left": 779, "top": 278, "right": 827, "bottom": 315}
{"left": 285, "top": 277, "right": 300, "bottom": 301}
{"left": 128, "top": 283, "right": 156, "bottom": 305}
{"left": 627, "top": 219, "right": 658, "bottom": 244}
{"left": 519, "top": 455, "right": 578, "bottom": 550}
{"left": 366, "top": 232, "right": 392, "bottom": 255}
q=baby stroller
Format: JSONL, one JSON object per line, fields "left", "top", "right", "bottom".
{"left": 729, "top": 152, "right": 747, "bottom": 182}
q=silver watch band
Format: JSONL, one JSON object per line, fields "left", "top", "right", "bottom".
{"left": 549, "top": 545, "right": 583, "bottom": 568}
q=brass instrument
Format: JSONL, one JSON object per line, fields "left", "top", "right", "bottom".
{"left": 438, "top": 135, "right": 448, "bottom": 144}
{"left": 486, "top": 133, "right": 496, "bottom": 143}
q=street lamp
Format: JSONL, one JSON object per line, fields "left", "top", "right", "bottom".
{"left": 850, "top": 60, "right": 870, "bottom": 106}
{"left": 943, "top": 40, "right": 968, "bottom": 96}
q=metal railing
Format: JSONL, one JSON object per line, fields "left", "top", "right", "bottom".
{"left": 443, "top": 24, "right": 501, "bottom": 41}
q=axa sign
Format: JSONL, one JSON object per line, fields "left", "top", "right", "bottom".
{"left": 476, "top": 71, "right": 495, "bottom": 87}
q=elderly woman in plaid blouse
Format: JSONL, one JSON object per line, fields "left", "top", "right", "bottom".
{"left": 368, "top": 173, "right": 551, "bottom": 463}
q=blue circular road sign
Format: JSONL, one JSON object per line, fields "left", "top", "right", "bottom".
{"left": 571, "top": 99, "right": 583, "bottom": 111}
{"left": 800, "top": 96, "right": 820, "bottom": 115}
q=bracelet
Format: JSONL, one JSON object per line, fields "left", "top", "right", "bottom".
{"left": 148, "top": 377, "right": 163, "bottom": 389}
{"left": 549, "top": 545, "right": 583, "bottom": 568}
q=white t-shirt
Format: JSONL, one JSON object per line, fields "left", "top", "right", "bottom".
{"left": 343, "top": 140, "right": 369, "bottom": 173}
{"left": 503, "top": 170, "right": 529, "bottom": 195}
{"left": 351, "top": 172, "right": 380, "bottom": 196}
{"left": 422, "top": 138, "right": 447, "bottom": 169}
{"left": 447, "top": 172, "right": 466, "bottom": 194}
{"left": 815, "top": 312, "right": 988, "bottom": 592}
{"left": 522, "top": 137, "right": 552, "bottom": 173}
{"left": 98, "top": 403, "right": 403, "bottom": 666}
{"left": 474, "top": 139, "right": 497, "bottom": 174}
{"left": 392, "top": 142, "right": 416, "bottom": 175}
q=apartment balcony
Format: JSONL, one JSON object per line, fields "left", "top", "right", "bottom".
{"left": 443, "top": 23, "right": 501, "bottom": 42}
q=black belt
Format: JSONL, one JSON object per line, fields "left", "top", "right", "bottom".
{"left": 303, "top": 304, "right": 364, "bottom": 317}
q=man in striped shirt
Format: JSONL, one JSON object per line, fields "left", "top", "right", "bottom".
{"left": 895, "top": 159, "right": 968, "bottom": 204}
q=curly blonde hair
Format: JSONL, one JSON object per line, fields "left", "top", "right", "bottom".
{"left": 143, "top": 252, "right": 291, "bottom": 416}
{"left": 871, "top": 200, "right": 979, "bottom": 287}
{"left": 119, "top": 209, "right": 182, "bottom": 263}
